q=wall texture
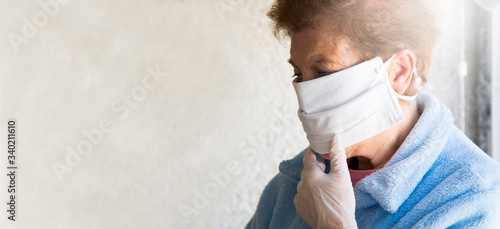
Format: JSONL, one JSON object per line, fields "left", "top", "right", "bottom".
{"left": 0, "top": 0, "right": 488, "bottom": 228}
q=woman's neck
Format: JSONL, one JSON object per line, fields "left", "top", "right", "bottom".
{"left": 350, "top": 101, "right": 420, "bottom": 170}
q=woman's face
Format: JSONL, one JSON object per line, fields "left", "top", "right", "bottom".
{"left": 289, "top": 24, "right": 392, "bottom": 162}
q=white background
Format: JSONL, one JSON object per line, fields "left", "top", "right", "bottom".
{"left": 0, "top": 0, "right": 495, "bottom": 228}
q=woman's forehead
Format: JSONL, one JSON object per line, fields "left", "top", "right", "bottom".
{"left": 289, "top": 26, "right": 358, "bottom": 67}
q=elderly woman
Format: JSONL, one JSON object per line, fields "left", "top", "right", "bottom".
{"left": 245, "top": 0, "right": 500, "bottom": 228}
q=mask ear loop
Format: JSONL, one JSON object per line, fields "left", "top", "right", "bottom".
{"left": 376, "top": 54, "right": 396, "bottom": 73}
{"left": 395, "top": 67, "right": 418, "bottom": 101}
{"left": 377, "top": 54, "right": 418, "bottom": 101}
{"left": 414, "top": 68, "right": 432, "bottom": 91}
{"left": 395, "top": 90, "right": 418, "bottom": 101}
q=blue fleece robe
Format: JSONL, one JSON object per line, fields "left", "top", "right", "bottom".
{"left": 245, "top": 93, "right": 500, "bottom": 228}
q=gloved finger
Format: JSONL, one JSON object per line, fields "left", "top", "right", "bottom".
{"left": 317, "top": 162, "right": 326, "bottom": 171}
{"left": 328, "top": 134, "right": 349, "bottom": 173}
{"left": 303, "top": 147, "right": 321, "bottom": 172}
{"left": 295, "top": 180, "right": 304, "bottom": 206}
{"left": 296, "top": 179, "right": 303, "bottom": 192}
{"left": 303, "top": 147, "right": 328, "bottom": 173}
{"left": 293, "top": 194, "right": 301, "bottom": 213}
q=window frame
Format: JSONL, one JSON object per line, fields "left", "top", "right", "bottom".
{"left": 492, "top": 7, "right": 500, "bottom": 162}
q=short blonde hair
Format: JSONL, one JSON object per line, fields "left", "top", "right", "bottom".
{"left": 267, "top": 0, "right": 443, "bottom": 95}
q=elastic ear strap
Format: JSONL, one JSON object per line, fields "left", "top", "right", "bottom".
{"left": 395, "top": 70, "right": 418, "bottom": 101}
{"left": 382, "top": 54, "right": 396, "bottom": 69}
{"left": 396, "top": 55, "right": 418, "bottom": 101}
{"left": 381, "top": 54, "right": 418, "bottom": 101}
{"left": 395, "top": 92, "right": 418, "bottom": 101}
{"left": 375, "top": 54, "right": 397, "bottom": 74}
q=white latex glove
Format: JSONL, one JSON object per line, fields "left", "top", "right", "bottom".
{"left": 294, "top": 135, "right": 357, "bottom": 229}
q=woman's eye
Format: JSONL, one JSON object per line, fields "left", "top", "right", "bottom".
{"left": 292, "top": 74, "right": 302, "bottom": 78}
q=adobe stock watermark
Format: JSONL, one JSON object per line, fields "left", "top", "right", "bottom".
{"left": 7, "top": 0, "right": 70, "bottom": 53}
{"left": 177, "top": 105, "right": 292, "bottom": 224}
{"left": 51, "top": 65, "right": 167, "bottom": 182}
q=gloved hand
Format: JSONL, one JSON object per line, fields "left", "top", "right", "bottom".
{"left": 293, "top": 135, "right": 357, "bottom": 229}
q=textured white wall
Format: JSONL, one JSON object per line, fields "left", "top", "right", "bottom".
{"left": 0, "top": 0, "right": 477, "bottom": 228}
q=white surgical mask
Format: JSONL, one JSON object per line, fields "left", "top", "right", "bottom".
{"left": 292, "top": 56, "right": 414, "bottom": 154}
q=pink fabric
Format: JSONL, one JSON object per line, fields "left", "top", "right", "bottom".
{"left": 349, "top": 168, "right": 381, "bottom": 187}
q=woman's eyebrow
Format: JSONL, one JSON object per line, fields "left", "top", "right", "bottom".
{"left": 288, "top": 58, "right": 336, "bottom": 69}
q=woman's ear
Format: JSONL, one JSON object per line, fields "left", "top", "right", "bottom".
{"left": 387, "top": 49, "right": 416, "bottom": 95}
